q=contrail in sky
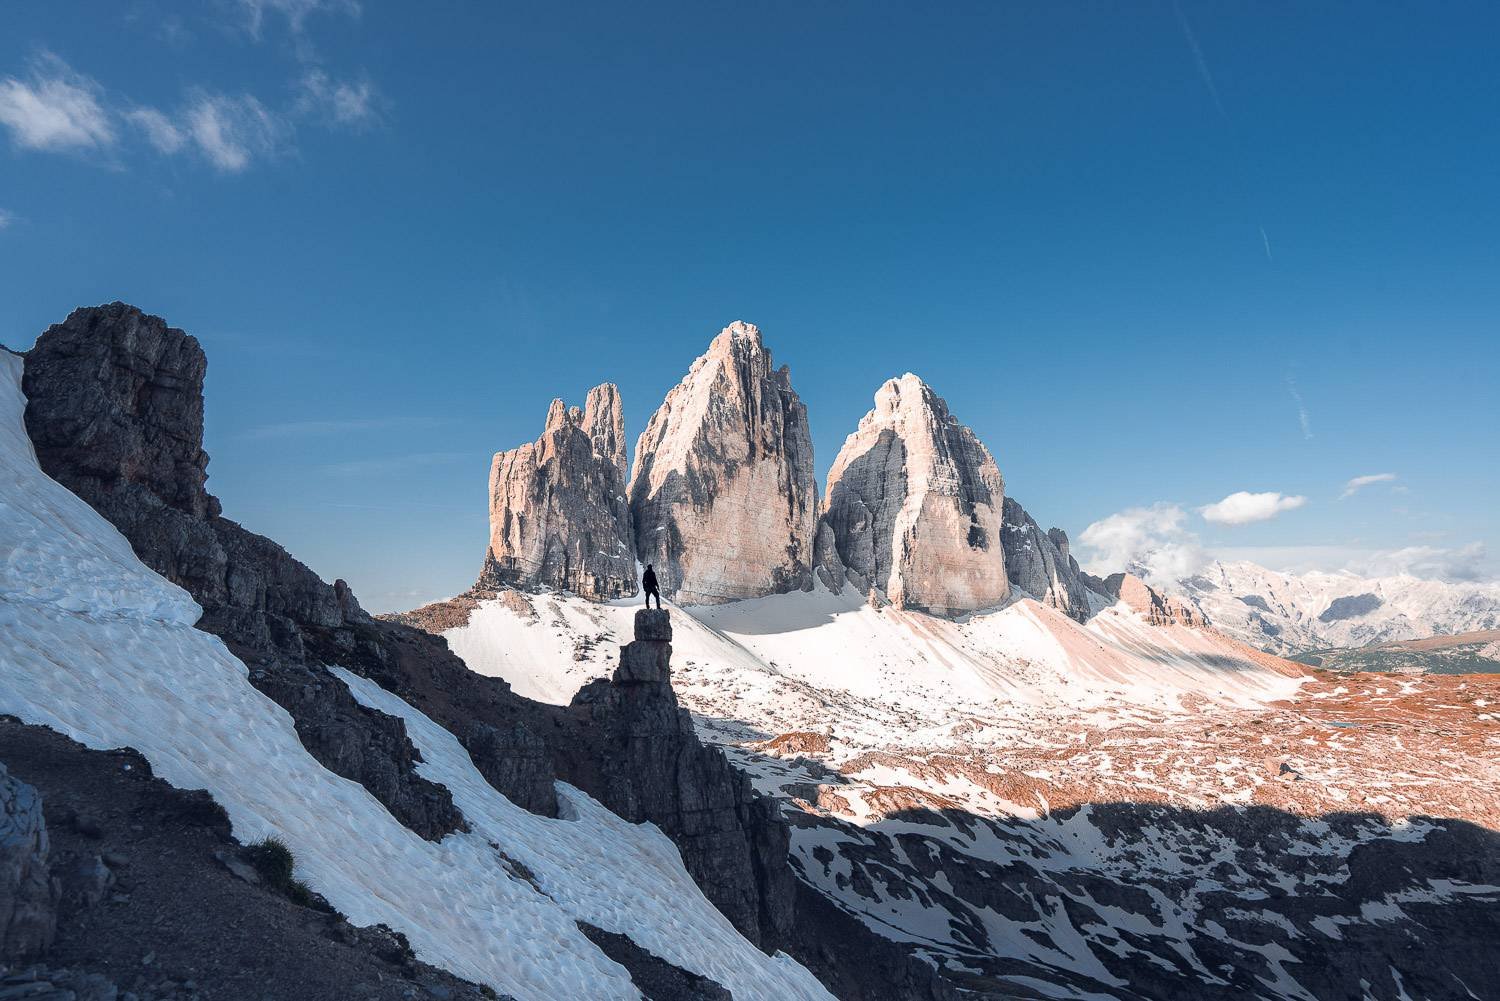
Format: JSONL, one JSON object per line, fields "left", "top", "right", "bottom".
{"left": 1285, "top": 375, "right": 1313, "bottom": 440}
{"left": 1173, "top": 0, "right": 1228, "bottom": 120}
{"left": 1259, "top": 225, "right": 1274, "bottom": 261}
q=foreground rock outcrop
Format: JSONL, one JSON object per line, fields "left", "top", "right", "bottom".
{"left": 478, "top": 385, "right": 637, "bottom": 600}
{"left": 817, "top": 374, "right": 1009, "bottom": 617}
{"left": 1000, "top": 496, "right": 1100, "bottom": 622}
{"left": 629, "top": 322, "right": 818, "bottom": 604}
{"left": 0, "top": 719, "right": 498, "bottom": 1001}
{"left": 22, "top": 303, "right": 469, "bottom": 837}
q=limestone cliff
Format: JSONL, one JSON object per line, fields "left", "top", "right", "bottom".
{"left": 1089, "top": 571, "right": 1207, "bottom": 627}
{"left": 817, "top": 374, "right": 1009, "bottom": 617}
{"left": 480, "top": 384, "right": 636, "bottom": 600}
{"left": 1001, "top": 496, "right": 1098, "bottom": 623}
{"left": 628, "top": 322, "right": 817, "bottom": 604}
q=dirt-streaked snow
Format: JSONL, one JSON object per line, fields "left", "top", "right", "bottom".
{"left": 0, "top": 351, "right": 831, "bottom": 1001}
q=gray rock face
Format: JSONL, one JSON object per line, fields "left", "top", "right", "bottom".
{"left": 629, "top": 322, "right": 818, "bottom": 604}
{"left": 1000, "top": 496, "right": 1096, "bottom": 623}
{"left": 818, "top": 374, "right": 1009, "bottom": 617}
{"left": 0, "top": 762, "right": 58, "bottom": 961}
{"left": 1318, "top": 592, "right": 1383, "bottom": 622}
{"left": 22, "top": 303, "right": 467, "bottom": 840}
{"left": 479, "top": 385, "right": 637, "bottom": 601}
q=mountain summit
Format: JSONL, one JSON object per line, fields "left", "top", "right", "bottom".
{"left": 628, "top": 322, "right": 818, "bottom": 604}
{"left": 817, "top": 373, "right": 1010, "bottom": 617}
{"left": 480, "top": 384, "right": 637, "bottom": 600}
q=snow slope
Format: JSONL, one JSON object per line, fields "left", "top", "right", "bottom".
{"left": 1174, "top": 560, "right": 1500, "bottom": 655}
{"left": 445, "top": 582, "right": 1304, "bottom": 720}
{"left": 434, "top": 583, "right": 1498, "bottom": 1000}
{"left": 0, "top": 351, "right": 831, "bottom": 1001}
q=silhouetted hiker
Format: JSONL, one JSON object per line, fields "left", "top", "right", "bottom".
{"left": 642, "top": 565, "right": 662, "bottom": 609}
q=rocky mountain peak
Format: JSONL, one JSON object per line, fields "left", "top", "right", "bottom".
{"left": 481, "top": 384, "right": 636, "bottom": 600}
{"left": 1092, "top": 572, "right": 1206, "bottom": 628}
{"left": 817, "top": 375, "right": 1009, "bottom": 618}
{"left": 582, "top": 383, "right": 627, "bottom": 480}
{"left": 628, "top": 322, "right": 817, "bottom": 604}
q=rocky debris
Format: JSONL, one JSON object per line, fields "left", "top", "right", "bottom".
{"left": 0, "top": 719, "right": 503, "bottom": 1001}
{"left": 577, "top": 922, "right": 733, "bottom": 1001}
{"left": 1000, "top": 496, "right": 1099, "bottom": 623}
{"left": 629, "top": 322, "right": 818, "bottom": 605}
{"left": 0, "top": 965, "right": 124, "bottom": 1001}
{"left": 478, "top": 385, "right": 637, "bottom": 601}
{"left": 789, "top": 797, "right": 1500, "bottom": 1001}
{"left": 22, "top": 303, "right": 464, "bottom": 842}
{"left": 817, "top": 374, "right": 1009, "bottom": 617}
{"left": 1088, "top": 571, "right": 1206, "bottom": 627}
{"left": 1, "top": 761, "right": 59, "bottom": 961}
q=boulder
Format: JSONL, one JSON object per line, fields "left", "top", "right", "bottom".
{"left": 818, "top": 374, "right": 1009, "bottom": 617}
{"left": 480, "top": 384, "right": 637, "bottom": 600}
{"left": 629, "top": 322, "right": 818, "bottom": 604}
{"left": 0, "top": 762, "right": 58, "bottom": 960}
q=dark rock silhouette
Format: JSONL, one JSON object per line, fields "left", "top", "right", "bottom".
{"left": 0, "top": 718, "right": 502, "bottom": 1001}
{"left": 22, "top": 303, "right": 468, "bottom": 838}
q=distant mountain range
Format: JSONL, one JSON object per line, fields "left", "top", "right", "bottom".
{"left": 1165, "top": 560, "right": 1500, "bottom": 656}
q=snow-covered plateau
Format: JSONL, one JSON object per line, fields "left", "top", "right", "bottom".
{"left": 430, "top": 583, "right": 1500, "bottom": 999}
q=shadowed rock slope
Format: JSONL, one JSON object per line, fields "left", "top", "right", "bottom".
{"left": 0, "top": 718, "right": 502, "bottom": 1001}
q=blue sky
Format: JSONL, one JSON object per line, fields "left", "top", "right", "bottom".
{"left": 2, "top": 1, "right": 1495, "bottom": 610}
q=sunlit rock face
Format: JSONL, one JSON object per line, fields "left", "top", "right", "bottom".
{"left": 628, "top": 322, "right": 817, "bottom": 605}
{"left": 482, "top": 384, "right": 637, "bottom": 600}
{"left": 817, "top": 373, "right": 1009, "bottom": 617}
{"left": 1089, "top": 571, "right": 1207, "bottom": 627}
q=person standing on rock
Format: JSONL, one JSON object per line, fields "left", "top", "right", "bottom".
{"left": 642, "top": 565, "right": 662, "bottom": 609}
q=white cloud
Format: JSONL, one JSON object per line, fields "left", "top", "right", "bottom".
{"left": 183, "top": 92, "right": 289, "bottom": 171}
{"left": 1339, "top": 472, "right": 1398, "bottom": 499}
{"left": 1077, "top": 503, "right": 1208, "bottom": 584}
{"left": 296, "top": 70, "right": 380, "bottom": 128}
{"left": 1199, "top": 491, "right": 1307, "bottom": 526}
{"left": 0, "top": 53, "right": 115, "bottom": 152}
{"left": 236, "top": 0, "right": 361, "bottom": 40}
{"left": 126, "top": 106, "right": 186, "bottom": 154}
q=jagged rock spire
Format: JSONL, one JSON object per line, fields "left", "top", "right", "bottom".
{"left": 816, "top": 373, "right": 1009, "bottom": 617}
{"left": 1001, "top": 496, "right": 1097, "bottom": 623}
{"left": 481, "top": 383, "right": 637, "bottom": 600}
{"left": 628, "top": 322, "right": 818, "bottom": 605}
